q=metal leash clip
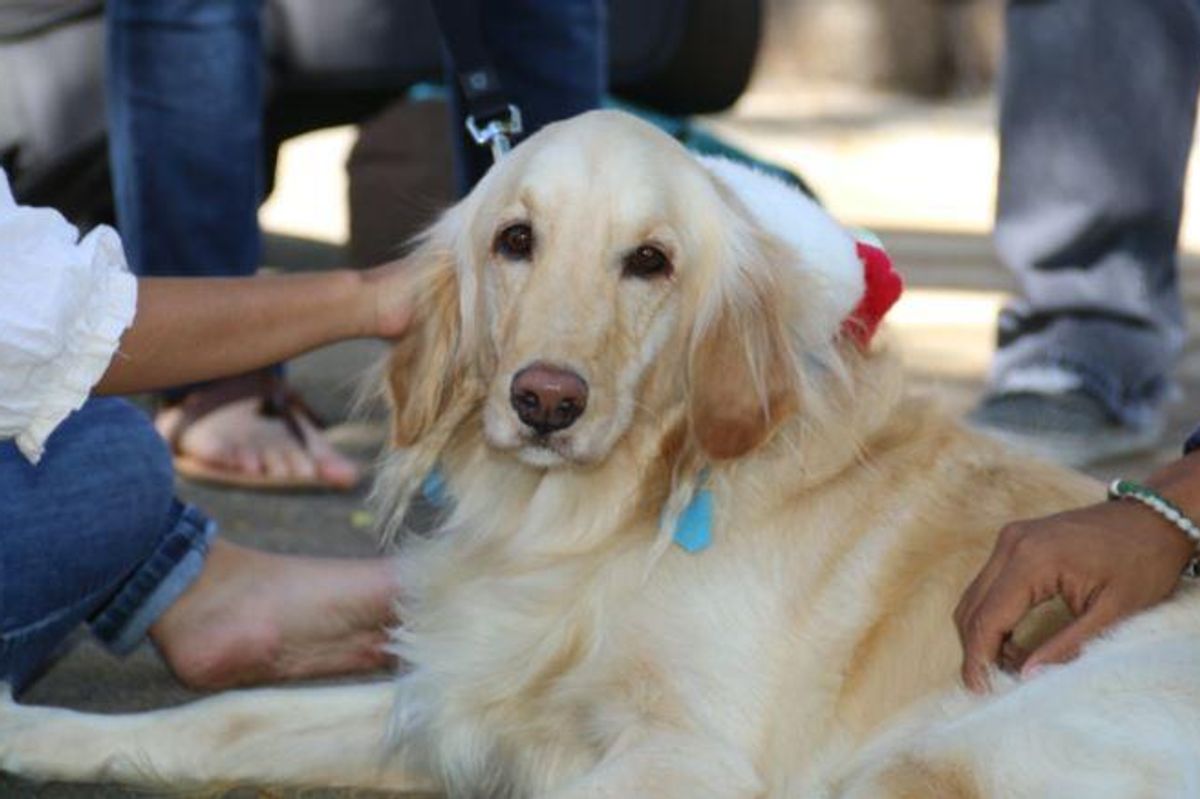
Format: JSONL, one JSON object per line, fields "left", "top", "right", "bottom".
{"left": 466, "top": 104, "right": 524, "bottom": 162}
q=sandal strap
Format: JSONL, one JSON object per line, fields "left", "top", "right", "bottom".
{"left": 261, "top": 375, "right": 328, "bottom": 443}
{"left": 164, "top": 370, "right": 326, "bottom": 453}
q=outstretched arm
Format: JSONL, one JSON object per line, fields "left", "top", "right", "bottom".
{"left": 94, "top": 264, "right": 413, "bottom": 396}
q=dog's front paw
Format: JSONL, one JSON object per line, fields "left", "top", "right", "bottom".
{"left": 0, "top": 687, "right": 41, "bottom": 777}
{"left": 0, "top": 688, "right": 94, "bottom": 783}
{"left": 1, "top": 688, "right": 51, "bottom": 779}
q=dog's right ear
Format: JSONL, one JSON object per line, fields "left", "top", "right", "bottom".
{"left": 386, "top": 216, "right": 467, "bottom": 448}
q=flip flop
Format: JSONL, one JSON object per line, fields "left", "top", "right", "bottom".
{"left": 161, "top": 370, "right": 360, "bottom": 492}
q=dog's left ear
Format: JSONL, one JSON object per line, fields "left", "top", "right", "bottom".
{"left": 687, "top": 244, "right": 800, "bottom": 460}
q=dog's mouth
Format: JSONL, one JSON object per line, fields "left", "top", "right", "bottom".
{"left": 513, "top": 429, "right": 578, "bottom": 467}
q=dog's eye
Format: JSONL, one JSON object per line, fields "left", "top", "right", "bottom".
{"left": 623, "top": 245, "right": 672, "bottom": 279}
{"left": 495, "top": 223, "right": 534, "bottom": 260}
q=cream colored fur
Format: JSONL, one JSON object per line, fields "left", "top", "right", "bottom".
{"left": 6, "top": 111, "right": 1200, "bottom": 798}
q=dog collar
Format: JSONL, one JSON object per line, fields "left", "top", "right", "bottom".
{"left": 842, "top": 231, "right": 903, "bottom": 348}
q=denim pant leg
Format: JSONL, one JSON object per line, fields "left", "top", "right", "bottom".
{"left": 107, "top": 0, "right": 273, "bottom": 399}
{"left": 106, "top": 0, "right": 265, "bottom": 280}
{"left": 0, "top": 399, "right": 216, "bottom": 694}
{"left": 448, "top": 0, "right": 607, "bottom": 192}
{"left": 992, "top": 0, "right": 1200, "bottom": 427}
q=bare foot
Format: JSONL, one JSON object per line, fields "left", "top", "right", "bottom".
{"left": 149, "top": 539, "right": 400, "bottom": 690}
{"left": 157, "top": 394, "right": 360, "bottom": 489}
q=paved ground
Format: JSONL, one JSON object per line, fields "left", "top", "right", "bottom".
{"left": 8, "top": 86, "right": 1200, "bottom": 796}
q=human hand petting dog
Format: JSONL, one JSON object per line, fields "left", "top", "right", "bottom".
{"left": 955, "top": 451, "right": 1200, "bottom": 694}
{"left": 361, "top": 258, "right": 418, "bottom": 339}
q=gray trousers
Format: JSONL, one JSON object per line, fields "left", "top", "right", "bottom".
{"left": 992, "top": 0, "right": 1200, "bottom": 428}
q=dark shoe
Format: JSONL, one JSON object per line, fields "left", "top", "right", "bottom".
{"left": 967, "top": 389, "right": 1164, "bottom": 467}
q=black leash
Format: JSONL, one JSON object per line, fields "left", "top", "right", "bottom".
{"left": 429, "top": 0, "right": 523, "bottom": 162}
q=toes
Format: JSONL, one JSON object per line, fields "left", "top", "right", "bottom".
{"left": 284, "top": 447, "right": 318, "bottom": 483}
{"left": 232, "top": 443, "right": 264, "bottom": 478}
{"left": 162, "top": 393, "right": 359, "bottom": 488}
{"left": 354, "top": 630, "right": 397, "bottom": 673}
{"left": 260, "top": 445, "right": 293, "bottom": 481}
{"left": 302, "top": 425, "right": 360, "bottom": 488}
{"left": 315, "top": 456, "right": 359, "bottom": 489}
{"left": 260, "top": 429, "right": 339, "bottom": 486}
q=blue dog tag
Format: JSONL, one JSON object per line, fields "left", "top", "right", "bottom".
{"left": 421, "top": 469, "right": 449, "bottom": 507}
{"left": 672, "top": 488, "right": 714, "bottom": 553}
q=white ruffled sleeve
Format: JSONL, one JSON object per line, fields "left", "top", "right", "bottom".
{"left": 0, "top": 170, "right": 138, "bottom": 464}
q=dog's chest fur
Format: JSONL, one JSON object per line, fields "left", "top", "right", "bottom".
{"left": 384, "top": 425, "right": 967, "bottom": 796}
{"left": 388, "top": 451, "right": 784, "bottom": 790}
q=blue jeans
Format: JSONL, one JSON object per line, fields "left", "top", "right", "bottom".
{"left": 106, "top": 0, "right": 265, "bottom": 282}
{"left": 0, "top": 399, "right": 215, "bottom": 694}
{"left": 991, "top": 0, "right": 1200, "bottom": 427}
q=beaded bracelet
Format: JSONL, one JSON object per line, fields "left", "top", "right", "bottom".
{"left": 1108, "top": 479, "right": 1200, "bottom": 578}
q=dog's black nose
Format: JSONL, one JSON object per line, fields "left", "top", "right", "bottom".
{"left": 510, "top": 364, "right": 588, "bottom": 434}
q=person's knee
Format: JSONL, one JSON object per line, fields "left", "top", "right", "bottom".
{"left": 90, "top": 399, "right": 175, "bottom": 536}
{"left": 37, "top": 399, "right": 176, "bottom": 558}
{"left": 0, "top": 400, "right": 180, "bottom": 689}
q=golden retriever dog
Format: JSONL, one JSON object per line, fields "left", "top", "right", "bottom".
{"left": 6, "top": 110, "right": 1200, "bottom": 798}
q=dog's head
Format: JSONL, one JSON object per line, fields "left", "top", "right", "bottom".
{"left": 387, "top": 110, "right": 888, "bottom": 477}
